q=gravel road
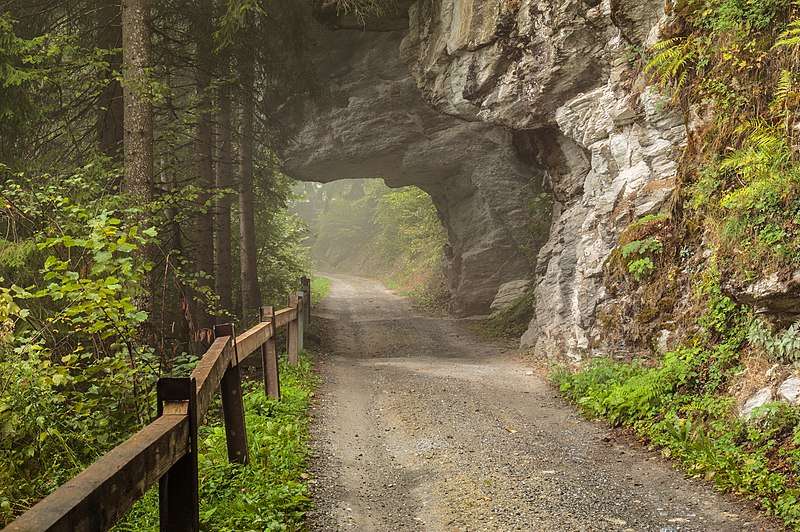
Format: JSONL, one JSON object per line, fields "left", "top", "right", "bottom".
{"left": 307, "top": 274, "right": 779, "bottom": 531}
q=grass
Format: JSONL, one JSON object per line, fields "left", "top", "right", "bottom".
{"left": 115, "top": 350, "right": 317, "bottom": 531}
{"left": 310, "top": 276, "right": 331, "bottom": 305}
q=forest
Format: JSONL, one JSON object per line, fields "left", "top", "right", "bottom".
{"left": 295, "top": 179, "right": 448, "bottom": 308}
{"left": 0, "top": 0, "right": 398, "bottom": 526}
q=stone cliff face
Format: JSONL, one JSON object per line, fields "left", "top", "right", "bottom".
{"left": 280, "top": 28, "right": 542, "bottom": 316}
{"left": 279, "top": 0, "right": 685, "bottom": 361}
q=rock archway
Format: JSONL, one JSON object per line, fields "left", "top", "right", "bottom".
{"left": 276, "top": 0, "right": 684, "bottom": 361}
{"left": 279, "top": 27, "right": 545, "bottom": 316}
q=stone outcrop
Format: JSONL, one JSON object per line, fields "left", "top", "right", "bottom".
{"left": 399, "top": 0, "right": 684, "bottom": 361}
{"left": 490, "top": 280, "right": 531, "bottom": 313}
{"left": 279, "top": 0, "right": 686, "bottom": 359}
{"left": 279, "top": 29, "right": 542, "bottom": 316}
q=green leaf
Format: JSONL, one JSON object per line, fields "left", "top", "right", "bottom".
{"left": 94, "top": 250, "right": 112, "bottom": 263}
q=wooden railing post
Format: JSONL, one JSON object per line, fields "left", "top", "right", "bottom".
{"left": 259, "top": 306, "right": 280, "bottom": 400}
{"left": 213, "top": 324, "right": 250, "bottom": 464}
{"left": 296, "top": 291, "right": 305, "bottom": 352}
{"left": 287, "top": 294, "right": 299, "bottom": 366}
{"left": 300, "top": 276, "right": 311, "bottom": 324}
{"left": 157, "top": 377, "right": 199, "bottom": 532}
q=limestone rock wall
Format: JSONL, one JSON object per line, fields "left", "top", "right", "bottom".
{"left": 280, "top": 0, "right": 686, "bottom": 360}
{"left": 399, "top": 0, "right": 684, "bottom": 361}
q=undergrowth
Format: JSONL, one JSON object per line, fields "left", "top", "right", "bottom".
{"left": 310, "top": 276, "right": 331, "bottom": 306}
{"left": 115, "top": 350, "right": 316, "bottom": 531}
{"left": 576, "top": 3, "right": 800, "bottom": 527}
{"left": 555, "top": 272, "right": 800, "bottom": 529}
{"left": 645, "top": 0, "right": 800, "bottom": 279}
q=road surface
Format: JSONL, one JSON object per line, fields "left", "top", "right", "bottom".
{"left": 307, "top": 274, "right": 777, "bottom": 531}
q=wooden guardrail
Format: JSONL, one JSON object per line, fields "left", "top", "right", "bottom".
{"left": 3, "top": 276, "right": 313, "bottom": 532}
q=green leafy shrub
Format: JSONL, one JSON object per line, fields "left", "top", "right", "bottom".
{"left": 748, "top": 316, "right": 800, "bottom": 365}
{"left": 0, "top": 171, "right": 158, "bottom": 524}
{"left": 117, "top": 351, "right": 316, "bottom": 531}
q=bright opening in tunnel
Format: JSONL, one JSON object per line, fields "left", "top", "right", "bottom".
{"left": 293, "top": 178, "right": 450, "bottom": 307}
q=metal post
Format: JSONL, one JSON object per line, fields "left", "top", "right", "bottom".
{"left": 213, "top": 323, "right": 250, "bottom": 464}
{"left": 287, "top": 294, "right": 299, "bottom": 366}
{"left": 158, "top": 377, "right": 199, "bottom": 532}
{"left": 259, "top": 306, "right": 280, "bottom": 400}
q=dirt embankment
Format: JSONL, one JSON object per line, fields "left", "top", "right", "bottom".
{"left": 307, "top": 274, "right": 778, "bottom": 531}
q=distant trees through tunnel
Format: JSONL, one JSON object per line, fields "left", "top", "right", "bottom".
{"left": 293, "top": 179, "right": 450, "bottom": 308}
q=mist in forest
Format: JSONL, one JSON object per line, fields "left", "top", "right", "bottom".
{"left": 293, "top": 179, "right": 450, "bottom": 302}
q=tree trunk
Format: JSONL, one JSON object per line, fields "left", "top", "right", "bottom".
{"left": 239, "top": 57, "right": 261, "bottom": 316}
{"left": 215, "top": 79, "right": 234, "bottom": 321}
{"left": 194, "top": 1, "right": 215, "bottom": 332}
{"left": 122, "top": 0, "right": 154, "bottom": 329}
{"left": 122, "top": 0, "right": 153, "bottom": 202}
{"left": 97, "top": 0, "right": 124, "bottom": 166}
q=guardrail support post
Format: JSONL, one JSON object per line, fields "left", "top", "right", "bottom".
{"left": 300, "top": 276, "right": 311, "bottom": 324}
{"left": 259, "top": 306, "right": 281, "bottom": 400}
{"left": 158, "top": 377, "right": 199, "bottom": 532}
{"left": 296, "top": 291, "right": 305, "bottom": 352}
{"left": 287, "top": 294, "right": 299, "bottom": 366}
{"left": 214, "top": 323, "right": 250, "bottom": 465}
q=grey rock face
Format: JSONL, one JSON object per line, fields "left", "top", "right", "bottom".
{"left": 724, "top": 270, "right": 800, "bottom": 324}
{"left": 523, "top": 74, "right": 684, "bottom": 361}
{"left": 398, "top": 0, "right": 684, "bottom": 361}
{"left": 401, "top": 0, "right": 612, "bottom": 129}
{"left": 279, "top": 0, "right": 686, "bottom": 359}
{"left": 279, "top": 29, "right": 542, "bottom": 316}
{"left": 778, "top": 376, "right": 800, "bottom": 405}
{"left": 490, "top": 280, "right": 532, "bottom": 313}
{"left": 740, "top": 386, "right": 774, "bottom": 419}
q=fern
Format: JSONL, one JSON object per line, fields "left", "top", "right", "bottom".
{"left": 645, "top": 37, "right": 700, "bottom": 96}
{"left": 719, "top": 119, "right": 791, "bottom": 178}
{"left": 772, "top": 69, "right": 793, "bottom": 110}
{"left": 774, "top": 18, "right": 800, "bottom": 49}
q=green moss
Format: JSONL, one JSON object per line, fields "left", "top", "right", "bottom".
{"left": 481, "top": 289, "right": 535, "bottom": 339}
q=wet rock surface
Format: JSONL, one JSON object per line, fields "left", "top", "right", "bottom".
{"left": 307, "top": 274, "right": 778, "bottom": 531}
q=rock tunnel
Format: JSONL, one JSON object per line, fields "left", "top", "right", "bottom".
{"left": 276, "top": 0, "right": 684, "bottom": 360}
{"left": 277, "top": 11, "right": 548, "bottom": 317}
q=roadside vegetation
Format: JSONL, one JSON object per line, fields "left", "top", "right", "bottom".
{"left": 0, "top": 0, "right": 362, "bottom": 524}
{"left": 310, "top": 276, "right": 332, "bottom": 306}
{"left": 559, "top": 0, "right": 800, "bottom": 528}
{"left": 116, "top": 351, "right": 317, "bottom": 531}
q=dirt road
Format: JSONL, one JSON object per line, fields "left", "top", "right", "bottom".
{"left": 308, "top": 274, "right": 777, "bottom": 531}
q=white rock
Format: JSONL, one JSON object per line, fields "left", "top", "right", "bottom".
{"left": 490, "top": 280, "right": 532, "bottom": 313}
{"left": 778, "top": 376, "right": 800, "bottom": 404}
{"left": 740, "top": 387, "right": 773, "bottom": 418}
